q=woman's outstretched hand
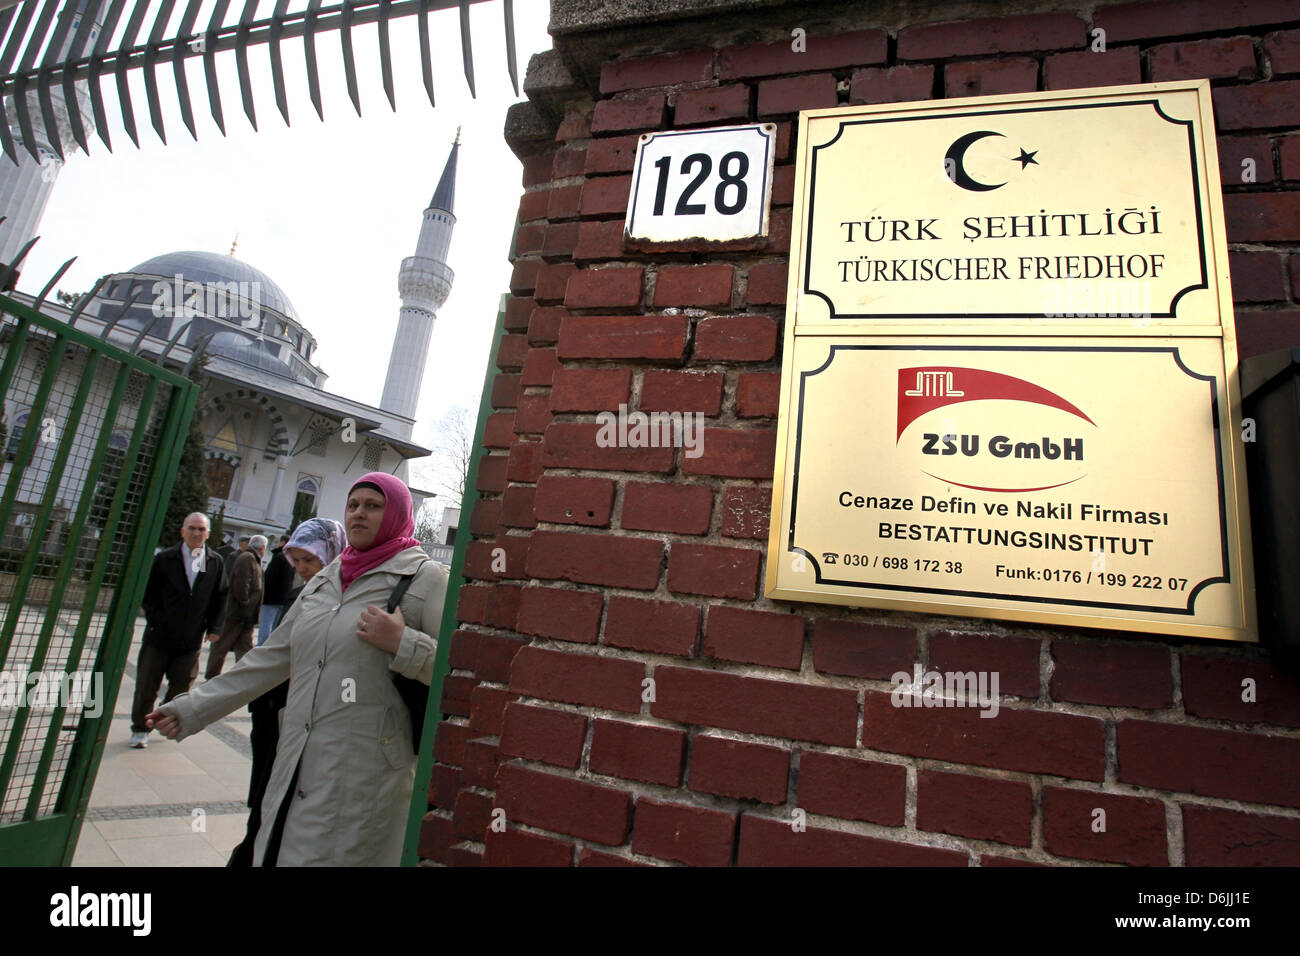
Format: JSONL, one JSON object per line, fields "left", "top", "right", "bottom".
{"left": 357, "top": 604, "right": 405, "bottom": 655}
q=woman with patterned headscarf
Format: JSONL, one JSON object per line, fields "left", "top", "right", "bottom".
{"left": 227, "top": 517, "right": 346, "bottom": 867}
{"left": 150, "top": 474, "right": 449, "bottom": 866}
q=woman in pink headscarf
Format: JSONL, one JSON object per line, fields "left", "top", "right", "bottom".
{"left": 149, "top": 473, "right": 449, "bottom": 866}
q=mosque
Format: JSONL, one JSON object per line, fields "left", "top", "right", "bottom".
{"left": 0, "top": 136, "right": 460, "bottom": 548}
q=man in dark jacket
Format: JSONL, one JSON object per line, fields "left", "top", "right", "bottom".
{"left": 206, "top": 534, "right": 265, "bottom": 678}
{"left": 257, "top": 534, "right": 293, "bottom": 646}
{"left": 130, "top": 512, "right": 227, "bottom": 748}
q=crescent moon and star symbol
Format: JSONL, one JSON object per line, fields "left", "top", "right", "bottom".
{"left": 944, "top": 130, "right": 1038, "bottom": 191}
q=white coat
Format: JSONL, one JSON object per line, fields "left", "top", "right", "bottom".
{"left": 162, "top": 545, "right": 448, "bottom": 866}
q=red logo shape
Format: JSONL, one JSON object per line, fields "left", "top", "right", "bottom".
{"left": 896, "top": 367, "right": 1095, "bottom": 442}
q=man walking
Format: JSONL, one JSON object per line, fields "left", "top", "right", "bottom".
{"left": 258, "top": 534, "right": 293, "bottom": 646}
{"left": 223, "top": 535, "right": 250, "bottom": 580}
{"left": 130, "top": 512, "right": 226, "bottom": 748}
{"left": 206, "top": 534, "right": 266, "bottom": 678}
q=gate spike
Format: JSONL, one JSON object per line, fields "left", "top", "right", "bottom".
{"left": 143, "top": 0, "right": 178, "bottom": 144}
{"left": 235, "top": 0, "right": 258, "bottom": 130}
{"left": 99, "top": 289, "right": 143, "bottom": 340}
{"left": 504, "top": 0, "right": 518, "bottom": 95}
{"left": 268, "top": 0, "right": 290, "bottom": 125}
{"left": 458, "top": 0, "right": 475, "bottom": 98}
{"left": 59, "top": 0, "right": 101, "bottom": 154}
{"left": 417, "top": 0, "right": 434, "bottom": 108}
{"left": 0, "top": 94, "right": 19, "bottom": 166}
{"left": 12, "top": 76, "right": 44, "bottom": 164}
{"left": 378, "top": 0, "right": 395, "bottom": 111}
{"left": 37, "top": 0, "right": 80, "bottom": 161}
{"left": 88, "top": 0, "right": 128, "bottom": 152}
{"left": 65, "top": 275, "right": 109, "bottom": 330}
{"left": 114, "top": 0, "right": 154, "bottom": 148}
{"left": 203, "top": 0, "right": 231, "bottom": 135}
{"left": 34, "top": 256, "right": 77, "bottom": 308}
{"left": 339, "top": 0, "right": 361, "bottom": 116}
{"left": 173, "top": 0, "right": 205, "bottom": 141}
{"left": 303, "top": 0, "right": 323, "bottom": 120}
{"left": 0, "top": 235, "right": 42, "bottom": 290}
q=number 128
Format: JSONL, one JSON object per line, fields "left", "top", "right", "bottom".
{"left": 652, "top": 150, "right": 750, "bottom": 216}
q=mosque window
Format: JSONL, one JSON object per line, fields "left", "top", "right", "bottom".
{"left": 205, "top": 458, "right": 236, "bottom": 499}
{"left": 308, "top": 418, "right": 331, "bottom": 456}
{"left": 4, "top": 411, "right": 29, "bottom": 462}
{"left": 212, "top": 419, "right": 239, "bottom": 455}
{"left": 363, "top": 440, "right": 382, "bottom": 471}
{"left": 294, "top": 474, "right": 321, "bottom": 525}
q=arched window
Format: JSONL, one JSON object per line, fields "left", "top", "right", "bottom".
{"left": 206, "top": 458, "right": 236, "bottom": 499}
{"left": 293, "top": 474, "right": 321, "bottom": 527}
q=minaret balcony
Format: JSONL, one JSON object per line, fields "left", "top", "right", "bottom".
{"left": 398, "top": 256, "right": 454, "bottom": 310}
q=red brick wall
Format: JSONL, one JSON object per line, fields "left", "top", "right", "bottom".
{"left": 419, "top": 1, "right": 1300, "bottom": 867}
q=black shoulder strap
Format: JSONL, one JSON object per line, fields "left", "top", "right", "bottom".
{"left": 386, "top": 558, "right": 430, "bottom": 613}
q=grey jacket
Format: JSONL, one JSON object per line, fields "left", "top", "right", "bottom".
{"left": 161, "top": 546, "right": 448, "bottom": 866}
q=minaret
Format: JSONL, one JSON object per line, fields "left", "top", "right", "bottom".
{"left": 0, "top": 0, "right": 105, "bottom": 279}
{"left": 381, "top": 132, "right": 459, "bottom": 434}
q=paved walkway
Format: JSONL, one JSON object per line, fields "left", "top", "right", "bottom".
{"left": 71, "top": 620, "right": 256, "bottom": 867}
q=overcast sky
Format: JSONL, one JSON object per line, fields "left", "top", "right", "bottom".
{"left": 16, "top": 0, "right": 554, "bottom": 507}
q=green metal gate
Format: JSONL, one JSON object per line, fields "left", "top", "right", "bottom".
{"left": 0, "top": 291, "right": 197, "bottom": 866}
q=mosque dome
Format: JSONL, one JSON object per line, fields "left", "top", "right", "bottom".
{"left": 127, "top": 250, "right": 300, "bottom": 320}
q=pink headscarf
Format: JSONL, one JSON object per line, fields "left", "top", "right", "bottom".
{"left": 338, "top": 472, "right": 422, "bottom": 592}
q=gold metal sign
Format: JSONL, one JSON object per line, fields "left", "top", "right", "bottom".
{"left": 767, "top": 82, "right": 1255, "bottom": 641}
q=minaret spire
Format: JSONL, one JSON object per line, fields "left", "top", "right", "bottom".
{"left": 380, "top": 136, "right": 459, "bottom": 435}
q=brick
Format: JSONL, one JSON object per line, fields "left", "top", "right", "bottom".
{"left": 812, "top": 619, "right": 916, "bottom": 680}
{"left": 546, "top": 184, "right": 582, "bottom": 221}
{"left": 1043, "top": 46, "right": 1142, "bottom": 91}
{"left": 496, "top": 334, "right": 529, "bottom": 371}
{"left": 640, "top": 369, "right": 723, "bottom": 415}
{"left": 550, "top": 367, "right": 633, "bottom": 412}
{"left": 604, "top": 596, "right": 699, "bottom": 657}
{"left": 501, "top": 485, "right": 537, "bottom": 528}
{"left": 1282, "top": 134, "right": 1300, "bottom": 179}
{"left": 622, "top": 481, "right": 713, "bottom": 534}
{"left": 505, "top": 296, "right": 534, "bottom": 330}
{"left": 541, "top": 222, "right": 580, "bottom": 260}
{"left": 601, "top": 49, "right": 712, "bottom": 94}
{"left": 694, "top": 314, "right": 778, "bottom": 361}
{"left": 653, "top": 264, "right": 734, "bottom": 309}
{"left": 1219, "top": 135, "right": 1275, "bottom": 186}
{"left": 1050, "top": 640, "right": 1172, "bottom": 708}
{"left": 899, "top": 12, "right": 1083, "bottom": 59}
{"left": 485, "top": 583, "right": 522, "bottom": 627}
{"left": 632, "top": 799, "right": 736, "bottom": 867}
{"left": 514, "top": 393, "right": 553, "bottom": 434}
{"left": 585, "top": 134, "right": 640, "bottom": 174}
{"left": 475, "top": 453, "right": 508, "bottom": 494}
{"left": 917, "top": 770, "right": 1033, "bottom": 846}
{"left": 738, "top": 814, "right": 966, "bottom": 866}
{"left": 849, "top": 63, "right": 936, "bottom": 104}
{"left": 433, "top": 721, "right": 474, "bottom": 767}
{"left": 428, "top": 762, "right": 461, "bottom": 808}
{"left": 558, "top": 314, "right": 689, "bottom": 361}
{"left": 675, "top": 83, "right": 751, "bottom": 126}
{"left": 736, "top": 371, "right": 780, "bottom": 418}
{"left": 1183, "top": 805, "right": 1300, "bottom": 865}
{"left": 534, "top": 475, "right": 617, "bottom": 527}
{"left": 484, "top": 826, "right": 573, "bottom": 867}
{"left": 564, "top": 266, "right": 643, "bottom": 310}
{"left": 652, "top": 665, "right": 858, "bottom": 746}
{"left": 1214, "top": 80, "right": 1300, "bottom": 131}
{"left": 448, "top": 629, "right": 478, "bottom": 671}
{"left": 469, "top": 498, "right": 503, "bottom": 537}
{"left": 535, "top": 262, "right": 578, "bottom": 302}
{"left": 590, "top": 719, "right": 687, "bottom": 787}
{"left": 491, "top": 373, "right": 521, "bottom": 409}
{"left": 445, "top": 844, "right": 483, "bottom": 867}
{"left": 483, "top": 411, "right": 515, "bottom": 449}
{"left": 1042, "top": 786, "right": 1167, "bottom": 866}
{"left": 1095, "top": 0, "right": 1297, "bottom": 44}
{"left": 496, "top": 764, "right": 631, "bottom": 846}
{"left": 463, "top": 539, "right": 499, "bottom": 581}
{"left": 863, "top": 691, "right": 1105, "bottom": 781}
{"left": 528, "top": 306, "right": 568, "bottom": 346}
{"left": 527, "top": 530, "right": 663, "bottom": 590}
{"left": 507, "top": 440, "right": 544, "bottom": 483}
{"left": 542, "top": 422, "right": 677, "bottom": 473}
{"left": 580, "top": 175, "right": 633, "bottom": 217}
{"left": 475, "top": 633, "right": 528, "bottom": 684}
{"left": 719, "top": 30, "right": 887, "bottom": 80}
{"left": 768, "top": 207, "right": 792, "bottom": 252}
{"left": 577, "top": 849, "right": 651, "bottom": 866}
{"left": 683, "top": 428, "right": 777, "bottom": 479}
{"left": 469, "top": 685, "right": 517, "bottom": 736}
{"left": 1181, "top": 653, "right": 1300, "bottom": 728}
{"left": 510, "top": 645, "right": 644, "bottom": 713}
{"left": 745, "top": 262, "right": 788, "bottom": 305}
{"left": 930, "top": 630, "right": 1040, "bottom": 699}
{"left": 574, "top": 219, "right": 626, "bottom": 260}
{"left": 668, "top": 542, "right": 761, "bottom": 600}
{"left": 555, "top": 108, "right": 591, "bottom": 141}
{"left": 757, "top": 73, "right": 837, "bottom": 116}
{"left": 1227, "top": 192, "right": 1300, "bottom": 241}
{"left": 1149, "top": 36, "right": 1257, "bottom": 82}
{"left": 516, "top": 586, "right": 603, "bottom": 644}
{"left": 513, "top": 222, "right": 545, "bottom": 256}
{"left": 456, "top": 585, "right": 489, "bottom": 625}
{"left": 591, "top": 94, "right": 667, "bottom": 134}
{"left": 1118, "top": 720, "right": 1300, "bottom": 807}
{"left": 418, "top": 812, "right": 454, "bottom": 863}
{"left": 704, "top": 605, "right": 804, "bottom": 670}
{"left": 720, "top": 484, "right": 771, "bottom": 539}
{"left": 553, "top": 145, "right": 587, "bottom": 178}
{"left": 518, "top": 189, "right": 550, "bottom": 223}
{"left": 689, "top": 735, "right": 789, "bottom": 803}
{"left": 800, "top": 751, "right": 906, "bottom": 826}
{"left": 509, "top": 257, "right": 540, "bottom": 294}
{"left": 1236, "top": 310, "right": 1300, "bottom": 359}
{"left": 945, "top": 57, "right": 1038, "bottom": 99}
{"left": 771, "top": 163, "right": 794, "bottom": 203}
{"left": 453, "top": 789, "right": 494, "bottom": 841}
{"left": 1267, "top": 28, "right": 1300, "bottom": 74}
{"left": 521, "top": 347, "right": 558, "bottom": 387}
{"left": 499, "top": 703, "right": 587, "bottom": 769}
{"left": 462, "top": 739, "right": 502, "bottom": 789}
